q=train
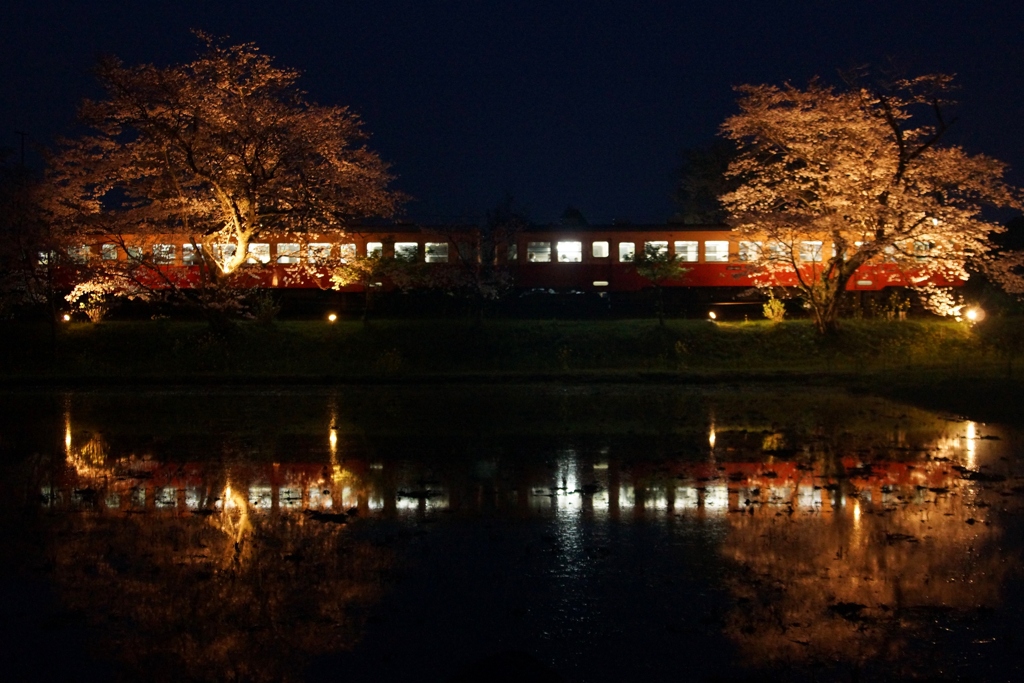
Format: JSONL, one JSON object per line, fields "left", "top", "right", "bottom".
{"left": 52, "top": 223, "right": 959, "bottom": 317}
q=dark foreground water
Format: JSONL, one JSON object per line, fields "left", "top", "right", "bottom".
{"left": 1, "top": 385, "right": 1022, "bottom": 682}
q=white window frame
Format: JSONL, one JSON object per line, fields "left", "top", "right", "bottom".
{"left": 425, "top": 242, "right": 449, "bottom": 263}
{"left": 799, "top": 241, "right": 823, "bottom": 263}
{"left": 704, "top": 240, "right": 729, "bottom": 262}
{"left": 527, "top": 242, "right": 551, "bottom": 263}
{"left": 247, "top": 243, "right": 271, "bottom": 264}
{"left": 308, "top": 243, "right": 333, "bottom": 263}
{"left": 557, "top": 241, "right": 583, "bottom": 263}
{"left": 276, "top": 242, "right": 301, "bottom": 264}
{"left": 674, "top": 240, "right": 698, "bottom": 262}
{"left": 738, "top": 241, "right": 763, "bottom": 262}
{"left": 152, "top": 244, "right": 176, "bottom": 265}
{"left": 618, "top": 242, "right": 635, "bottom": 262}
{"left": 394, "top": 242, "right": 419, "bottom": 262}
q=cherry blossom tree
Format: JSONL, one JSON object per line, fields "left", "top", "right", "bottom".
{"left": 719, "top": 75, "right": 1021, "bottom": 334}
{"left": 49, "top": 32, "right": 401, "bottom": 315}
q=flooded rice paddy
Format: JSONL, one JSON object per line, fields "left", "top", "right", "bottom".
{"left": 1, "top": 385, "right": 1022, "bottom": 682}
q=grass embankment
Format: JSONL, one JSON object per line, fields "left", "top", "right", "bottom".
{"left": 2, "top": 317, "right": 1023, "bottom": 420}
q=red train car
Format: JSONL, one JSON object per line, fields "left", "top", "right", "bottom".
{"left": 54, "top": 223, "right": 960, "bottom": 296}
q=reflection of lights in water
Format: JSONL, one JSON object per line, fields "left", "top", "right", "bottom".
{"left": 965, "top": 421, "right": 977, "bottom": 468}
{"left": 705, "top": 485, "right": 728, "bottom": 513}
{"left": 329, "top": 429, "right": 338, "bottom": 455}
{"left": 675, "top": 486, "right": 699, "bottom": 510}
{"left": 853, "top": 500, "right": 861, "bottom": 526}
{"left": 64, "top": 425, "right": 72, "bottom": 453}
{"left": 709, "top": 426, "right": 716, "bottom": 449}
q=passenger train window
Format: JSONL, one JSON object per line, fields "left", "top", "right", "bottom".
{"left": 101, "top": 244, "right": 118, "bottom": 261}
{"left": 425, "top": 242, "right": 449, "bottom": 263}
{"left": 276, "top": 243, "right": 300, "bottom": 264}
{"left": 738, "top": 241, "right": 762, "bottom": 262}
{"left": 527, "top": 242, "right": 551, "bottom": 263}
{"left": 68, "top": 246, "right": 90, "bottom": 264}
{"left": 645, "top": 241, "right": 668, "bottom": 257}
{"left": 592, "top": 241, "right": 609, "bottom": 258}
{"left": 674, "top": 241, "right": 698, "bottom": 262}
{"left": 366, "top": 242, "right": 383, "bottom": 258}
{"left": 704, "top": 241, "right": 729, "bottom": 262}
{"left": 618, "top": 242, "right": 635, "bottom": 262}
{"left": 308, "top": 243, "right": 332, "bottom": 262}
{"left": 799, "top": 241, "right": 823, "bottom": 262}
{"left": 395, "top": 242, "right": 419, "bottom": 262}
{"left": 339, "top": 243, "right": 357, "bottom": 262}
{"left": 153, "top": 244, "right": 176, "bottom": 265}
{"left": 247, "top": 243, "right": 271, "bottom": 264}
{"left": 507, "top": 243, "right": 518, "bottom": 262}
{"left": 557, "top": 241, "right": 582, "bottom": 262}
{"left": 212, "top": 244, "right": 236, "bottom": 265}
{"left": 182, "top": 244, "right": 201, "bottom": 265}
{"left": 126, "top": 246, "right": 144, "bottom": 262}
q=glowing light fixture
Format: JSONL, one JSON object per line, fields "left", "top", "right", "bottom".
{"left": 708, "top": 311, "right": 717, "bottom": 321}
{"left": 62, "top": 313, "right": 71, "bottom": 322}
{"left": 965, "top": 306, "right": 984, "bottom": 323}
{"left": 327, "top": 313, "right": 338, "bottom": 323}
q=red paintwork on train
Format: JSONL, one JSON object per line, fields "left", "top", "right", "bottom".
{"left": 57, "top": 224, "right": 962, "bottom": 293}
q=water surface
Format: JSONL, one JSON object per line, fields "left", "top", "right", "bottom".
{"left": 1, "top": 385, "right": 1021, "bottom": 682}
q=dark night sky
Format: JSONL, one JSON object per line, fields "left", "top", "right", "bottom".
{"left": 2, "top": 1, "right": 1022, "bottom": 224}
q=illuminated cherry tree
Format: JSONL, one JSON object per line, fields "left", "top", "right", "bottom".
{"left": 49, "top": 33, "right": 400, "bottom": 308}
{"left": 719, "top": 75, "right": 1021, "bottom": 333}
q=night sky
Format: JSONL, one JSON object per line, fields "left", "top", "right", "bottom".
{"left": 2, "top": 1, "right": 1022, "bottom": 225}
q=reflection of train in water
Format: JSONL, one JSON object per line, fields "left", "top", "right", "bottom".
{"left": 57, "top": 224, "right": 959, "bottom": 304}
{"left": 48, "top": 449, "right": 982, "bottom": 518}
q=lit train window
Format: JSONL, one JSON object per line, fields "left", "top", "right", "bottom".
{"left": 212, "top": 244, "right": 236, "bottom": 265}
{"left": 126, "top": 246, "right": 143, "bottom": 261}
{"left": 276, "top": 243, "right": 300, "bottom": 264}
{"left": 914, "top": 240, "right": 933, "bottom": 262}
{"left": 704, "top": 241, "right": 729, "bottom": 262}
{"left": 507, "top": 243, "right": 518, "bottom": 262}
{"left": 674, "top": 240, "right": 698, "bottom": 262}
{"left": 308, "top": 243, "right": 332, "bottom": 262}
{"left": 425, "top": 242, "right": 449, "bottom": 263}
{"left": 366, "top": 242, "right": 383, "bottom": 258}
{"left": 527, "top": 242, "right": 551, "bottom": 263}
{"left": 247, "top": 243, "right": 271, "bottom": 264}
{"left": 153, "top": 244, "right": 176, "bottom": 264}
{"left": 799, "top": 241, "right": 823, "bottom": 262}
{"left": 101, "top": 244, "right": 118, "bottom": 261}
{"left": 618, "top": 242, "right": 635, "bottom": 262}
{"left": 339, "top": 243, "right": 357, "bottom": 262}
{"left": 738, "top": 241, "right": 762, "bottom": 262}
{"left": 68, "top": 246, "right": 90, "bottom": 264}
{"left": 557, "top": 241, "right": 582, "bottom": 262}
{"left": 766, "top": 242, "right": 786, "bottom": 260}
{"left": 182, "top": 244, "right": 201, "bottom": 265}
{"left": 592, "top": 241, "right": 609, "bottom": 258}
{"left": 395, "top": 242, "right": 419, "bottom": 262}
{"left": 645, "top": 241, "right": 668, "bottom": 257}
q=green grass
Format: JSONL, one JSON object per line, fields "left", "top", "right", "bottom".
{"left": 3, "top": 316, "right": 1023, "bottom": 422}
{"left": 0, "top": 316, "right": 1012, "bottom": 378}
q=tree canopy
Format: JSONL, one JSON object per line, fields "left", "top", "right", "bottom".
{"left": 49, "top": 33, "right": 401, "bottom": 285}
{"left": 719, "top": 75, "right": 1021, "bottom": 333}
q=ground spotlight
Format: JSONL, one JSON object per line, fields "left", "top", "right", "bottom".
{"left": 62, "top": 313, "right": 71, "bottom": 322}
{"left": 965, "top": 306, "right": 985, "bottom": 323}
{"left": 708, "top": 311, "right": 717, "bottom": 321}
{"left": 327, "top": 313, "right": 338, "bottom": 323}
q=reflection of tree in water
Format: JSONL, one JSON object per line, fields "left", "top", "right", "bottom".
{"left": 45, "top": 471, "right": 391, "bottom": 682}
{"left": 719, "top": 463, "right": 1017, "bottom": 676}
